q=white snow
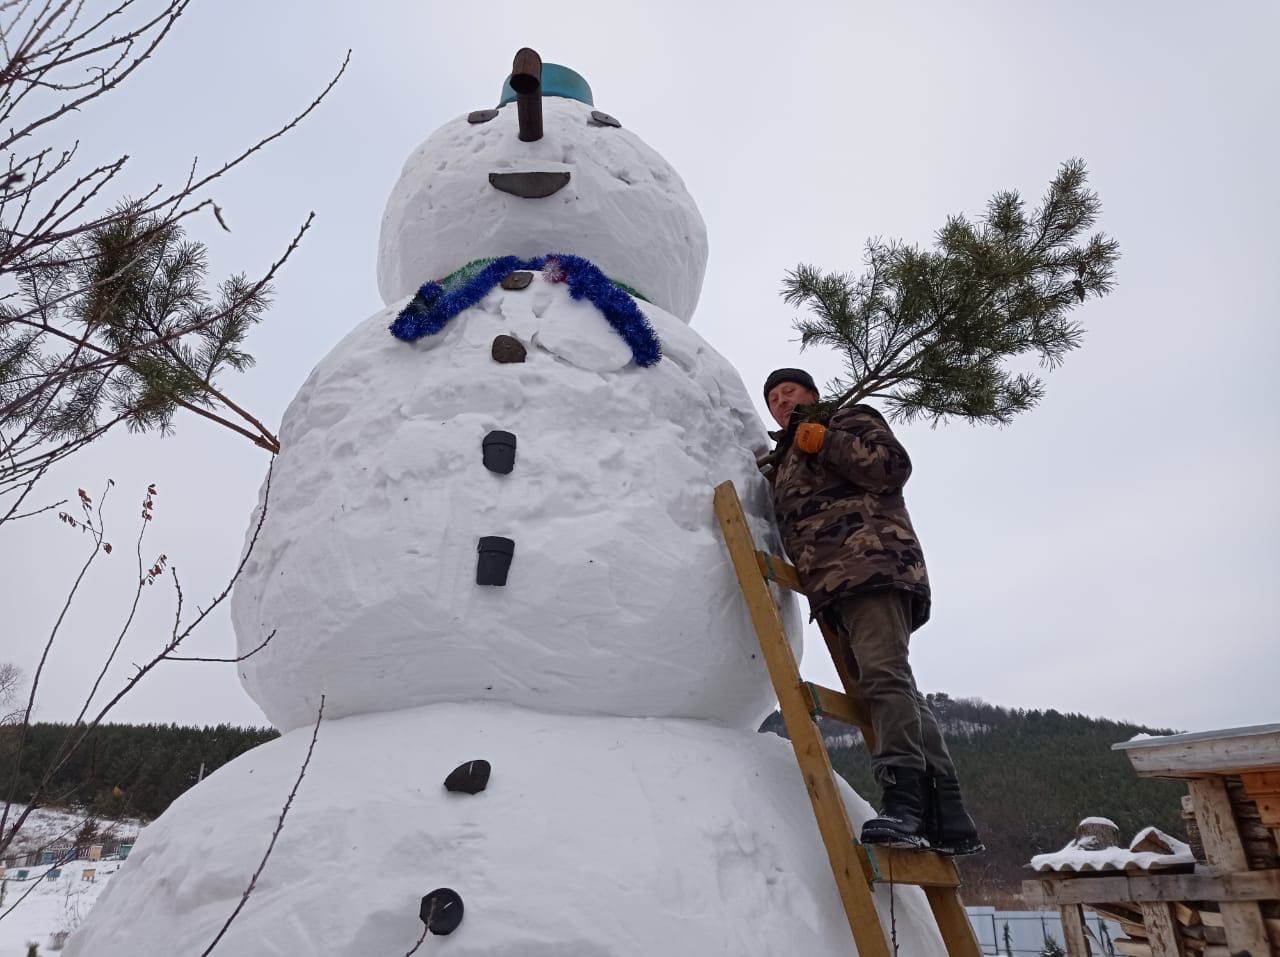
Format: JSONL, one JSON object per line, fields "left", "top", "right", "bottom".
{"left": 64, "top": 703, "right": 948, "bottom": 956}
{"left": 0, "top": 807, "right": 142, "bottom": 956}
{"left": 1, "top": 856, "right": 121, "bottom": 955}
{"left": 1078, "top": 816, "right": 1117, "bottom": 828}
{"left": 1029, "top": 827, "right": 1193, "bottom": 874}
{"left": 230, "top": 276, "right": 801, "bottom": 733}
{"left": 377, "top": 97, "right": 709, "bottom": 322}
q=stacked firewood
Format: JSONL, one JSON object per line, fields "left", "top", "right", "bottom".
{"left": 1090, "top": 897, "right": 1280, "bottom": 954}
{"left": 1181, "top": 776, "right": 1280, "bottom": 869}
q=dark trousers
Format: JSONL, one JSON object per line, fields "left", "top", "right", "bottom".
{"left": 821, "top": 590, "right": 956, "bottom": 788}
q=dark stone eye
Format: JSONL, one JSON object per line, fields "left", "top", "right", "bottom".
{"left": 468, "top": 109, "right": 499, "bottom": 124}
{"left": 589, "top": 110, "right": 621, "bottom": 128}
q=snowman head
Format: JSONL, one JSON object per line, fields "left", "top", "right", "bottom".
{"left": 376, "top": 52, "right": 709, "bottom": 322}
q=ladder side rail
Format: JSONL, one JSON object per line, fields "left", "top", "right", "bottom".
{"left": 714, "top": 481, "right": 891, "bottom": 957}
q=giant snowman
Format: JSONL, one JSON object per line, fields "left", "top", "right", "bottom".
{"left": 68, "top": 52, "right": 948, "bottom": 956}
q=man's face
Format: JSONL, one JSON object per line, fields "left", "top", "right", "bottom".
{"left": 766, "top": 381, "right": 819, "bottom": 428}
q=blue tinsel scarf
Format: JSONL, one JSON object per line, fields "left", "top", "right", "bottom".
{"left": 389, "top": 254, "right": 662, "bottom": 367}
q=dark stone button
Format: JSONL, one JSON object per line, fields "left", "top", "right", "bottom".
{"left": 476, "top": 536, "right": 515, "bottom": 586}
{"left": 420, "top": 888, "right": 464, "bottom": 935}
{"left": 491, "top": 334, "right": 527, "bottom": 364}
{"left": 501, "top": 271, "right": 533, "bottom": 290}
{"left": 468, "top": 109, "right": 498, "bottom": 124}
{"left": 482, "top": 430, "right": 517, "bottom": 474}
{"left": 444, "top": 759, "right": 491, "bottom": 795}
{"left": 589, "top": 110, "right": 621, "bottom": 128}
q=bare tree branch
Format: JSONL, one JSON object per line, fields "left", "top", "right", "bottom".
{"left": 200, "top": 694, "right": 324, "bottom": 957}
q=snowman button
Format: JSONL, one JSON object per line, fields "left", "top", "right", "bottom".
{"left": 420, "top": 888, "right": 464, "bottom": 935}
{"left": 491, "top": 334, "right": 527, "bottom": 364}
{"left": 500, "top": 271, "right": 533, "bottom": 290}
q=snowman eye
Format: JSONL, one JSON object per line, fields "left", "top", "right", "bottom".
{"left": 468, "top": 109, "right": 499, "bottom": 124}
{"left": 589, "top": 110, "right": 621, "bottom": 129}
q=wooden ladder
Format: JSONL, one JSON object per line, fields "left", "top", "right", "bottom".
{"left": 714, "top": 480, "right": 982, "bottom": 957}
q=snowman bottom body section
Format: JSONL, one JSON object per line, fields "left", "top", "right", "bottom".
{"left": 65, "top": 703, "right": 948, "bottom": 956}
{"left": 231, "top": 274, "right": 801, "bottom": 733}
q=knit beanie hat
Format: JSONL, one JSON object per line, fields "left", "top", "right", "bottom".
{"left": 762, "top": 368, "right": 819, "bottom": 402}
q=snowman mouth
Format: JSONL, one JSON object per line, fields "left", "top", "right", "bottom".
{"left": 488, "top": 171, "right": 571, "bottom": 198}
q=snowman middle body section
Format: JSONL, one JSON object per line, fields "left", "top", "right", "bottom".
{"left": 233, "top": 274, "right": 800, "bottom": 732}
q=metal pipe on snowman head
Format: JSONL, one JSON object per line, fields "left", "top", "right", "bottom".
{"left": 510, "top": 48, "right": 543, "bottom": 142}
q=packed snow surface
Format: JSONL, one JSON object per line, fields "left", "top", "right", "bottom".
{"left": 231, "top": 279, "right": 800, "bottom": 732}
{"left": 65, "top": 703, "right": 948, "bottom": 956}
{"left": 377, "top": 97, "right": 708, "bottom": 322}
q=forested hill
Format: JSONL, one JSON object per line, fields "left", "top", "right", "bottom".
{"left": 2, "top": 722, "right": 279, "bottom": 821}
{"left": 761, "top": 693, "right": 1187, "bottom": 897}
{"left": 5, "top": 698, "right": 1187, "bottom": 899}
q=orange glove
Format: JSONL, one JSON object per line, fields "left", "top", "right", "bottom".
{"left": 794, "top": 422, "right": 827, "bottom": 454}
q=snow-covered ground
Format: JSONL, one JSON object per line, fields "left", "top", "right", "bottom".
{"left": 1, "top": 807, "right": 144, "bottom": 956}
{"left": 1, "top": 856, "right": 122, "bottom": 955}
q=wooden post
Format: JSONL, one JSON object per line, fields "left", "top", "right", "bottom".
{"left": 1187, "top": 778, "right": 1272, "bottom": 956}
{"left": 924, "top": 886, "right": 983, "bottom": 957}
{"left": 1058, "top": 904, "right": 1092, "bottom": 956}
{"left": 1136, "top": 902, "right": 1184, "bottom": 957}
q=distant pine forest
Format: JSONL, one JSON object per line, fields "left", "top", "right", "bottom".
{"left": 763, "top": 693, "right": 1187, "bottom": 899}
{"left": 3, "top": 695, "right": 1187, "bottom": 899}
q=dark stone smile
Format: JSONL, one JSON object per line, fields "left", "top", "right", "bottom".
{"left": 488, "top": 171, "right": 571, "bottom": 198}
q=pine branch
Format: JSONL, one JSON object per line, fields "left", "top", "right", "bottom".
{"left": 780, "top": 159, "right": 1119, "bottom": 425}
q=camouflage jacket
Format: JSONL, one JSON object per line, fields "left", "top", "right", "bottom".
{"left": 769, "top": 404, "right": 931, "bottom": 630}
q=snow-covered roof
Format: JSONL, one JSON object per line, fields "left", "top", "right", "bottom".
{"left": 1029, "top": 827, "right": 1194, "bottom": 874}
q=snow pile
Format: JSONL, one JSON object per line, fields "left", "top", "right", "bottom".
{"left": 64, "top": 704, "right": 947, "bottom": 956}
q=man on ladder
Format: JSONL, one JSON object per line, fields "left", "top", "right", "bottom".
{"left": 761, "top": 367, "right": 983, "bottom": 856}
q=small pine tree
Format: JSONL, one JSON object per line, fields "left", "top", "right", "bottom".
{"left": 780, "top": 158, "right": 1119, "bottom": 426}
{"left": 27, "top": 943, "right": 40, "bottom": 957}
{"left": 1039, "top": 934, "right": 1066, "bottom": 957}
{"left": 1002, "top": 921, "right": 1013, "bottom": 957}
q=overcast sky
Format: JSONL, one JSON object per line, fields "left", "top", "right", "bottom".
{"left": 4, "top": 0, "right": 1277, "bottom": 735}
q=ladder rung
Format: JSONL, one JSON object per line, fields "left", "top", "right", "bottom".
{"left": 803, "top": 681, "right": 871, "bottom": 729}
{"left": 754, "top": 550, "right": 803, "bottom": 592}
{"left": 857, "top": 843, "right": 962, "bottom": 888}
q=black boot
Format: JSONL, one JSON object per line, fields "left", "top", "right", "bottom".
{"left": 860, "top": 767, "right": 930, "bottom": 849}
{"left": 926, "top": 774, "right": 984, "bottom": 856}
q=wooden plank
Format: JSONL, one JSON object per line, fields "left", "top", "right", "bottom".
{"left": 1021, "top": 868, "right": 1280, "bottom": 906}
{"left": 1087, "top": 901, "right": 1145, "bottom": 925}
{"left": 1138, "top": 902, "right": 1185, "bottom": 957}
{"left": 924, "top": 885, "right": 983, "bottom": 957}
{"left": 1240, "top": 769, "right": 1280, "bottom": 793}
{"left": 754, "top": 550, "right": 803, "bottom": 592}
{"left": 1114, "top": 943, "right": 1229, "bottom": 957}
{"left": 1115, "top": 725, "right": 1280, "bottom": 779}
{"left": 1060, "top": 903, "right": 1094, "bottom": 956}
{"left": 856, "top": 843, "right": 961, "bottom": 888}
{"left": 1240, "top": 771, "right": 1280, "bottom": 829}
{"left": 715, "top": 482, "right": 890, "bottom": 957}
{"left": 1187, "top": 778, "right": 1274, "bottom": 956}
{"left": 804, "top": 682, "right": 872, "bottom": 730}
